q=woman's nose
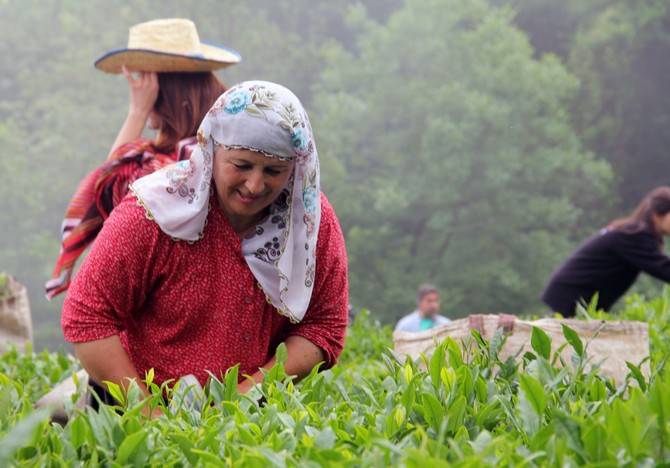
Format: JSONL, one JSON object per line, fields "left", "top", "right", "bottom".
{"left": 245, "top": 170, "right": 265, "bottom": 195}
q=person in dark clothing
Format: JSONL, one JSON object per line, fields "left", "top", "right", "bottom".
{"left": 542, "top": 186, "right": 670, "bottom": 317}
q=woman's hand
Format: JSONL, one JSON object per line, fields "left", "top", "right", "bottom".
{"left": 122, "top": 65, "right": 159, "bottom": 118}
{"left": 106, "top": 66, "right": 160, "bottom": 160}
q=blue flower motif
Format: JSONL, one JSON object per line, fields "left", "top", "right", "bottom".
{"left": 168, "top": 160, "right": 192, "bottom": 184}
{"left": 224, "top": 89, "right": 252, "bottom": 114}
{"left": 291, "top": 127, "right": 308, "bottom": 151}
{"left": 302, "top": 186, "right": 318, "bottom": 214}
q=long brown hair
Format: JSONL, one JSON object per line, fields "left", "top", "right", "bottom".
{"left": 609, "top": 186, "right": 670, "bottom": 242}
{"left": 153, "top": 72, "right": 226, "bottom": 153}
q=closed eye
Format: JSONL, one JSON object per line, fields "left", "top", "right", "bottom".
{"left": 264, "top": 168, "right": 284, "bottom": 176}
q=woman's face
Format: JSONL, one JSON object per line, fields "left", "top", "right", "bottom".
{"left": 654, "top": 212, "right": 670, "bottom": 236}
{"left": 213, "top": 146, "right": 293, "bottom": 227}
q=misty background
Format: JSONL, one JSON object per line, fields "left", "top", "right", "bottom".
{"left": 1, "top": 0, "right": 669, "bottom": 350}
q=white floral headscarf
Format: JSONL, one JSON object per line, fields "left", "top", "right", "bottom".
{"left": 131, "top": 81, "right": 320, "bottom": 323}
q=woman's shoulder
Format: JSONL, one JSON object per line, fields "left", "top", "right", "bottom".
{"left": 605, "top": 226, "right": 658, "bottom": 241}
{"left": 319, "top": 192, "right": 334, "bottom": 217}
{"left": 318, "top": 193, "right": 343, "bottom": 235}
{"left": 103, "top": 193, "right": 165, "bottom": 240}
{"left": 316, "top": 193, "right": 346, "bottom": 254}
{"left": 110, "top": 138, "right": 158, "bottom": 159}
{"left": 602, "top": 226, "right": 661, "bottom": 250}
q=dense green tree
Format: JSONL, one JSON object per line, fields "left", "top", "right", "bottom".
{"left": 493, "top": 0, "right": 610, "bottom": 58}
{"left": 314, "top": 0, "right": 612, "bottom": 321}
{"left": 497, "top": 0, "right": 670, "bottom": 210}
{"left": 568, "top": 0, "right": 670, "bottom": 209}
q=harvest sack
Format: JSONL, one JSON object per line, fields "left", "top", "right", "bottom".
{"left": 393, "top": 314, "right": 649, "bottom": 384}
{"left": 35, "top": 369, "right": 203, "bottom": 423}
{"left": 35, "top": 369, "right": 89, "bottom": 425}
{"left": 0, "top": 275, "right": 33, "bottom": 351}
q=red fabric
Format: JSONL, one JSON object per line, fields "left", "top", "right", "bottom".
{"left": 46, "top": 139, "right": 186, "bottom": 299}
{"left": 61, "top": 192, "right": 349, "bottom": 386}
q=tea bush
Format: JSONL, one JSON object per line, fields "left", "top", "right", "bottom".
{"left": 0, "top": 301, "right": 668, "bottom": 466}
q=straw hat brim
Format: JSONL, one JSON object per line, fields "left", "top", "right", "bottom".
{"left": 95, "top": 44, "right": 241, "bottom": 74}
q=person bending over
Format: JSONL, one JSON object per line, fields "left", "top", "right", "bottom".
{"left": 542, "top": 186, "right": 670, "bottom": 317}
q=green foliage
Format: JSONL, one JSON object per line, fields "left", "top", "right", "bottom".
{"left": 0, "top": 299, "right": 669, "bottom": 464}
{"left": 497, "top": 0, "right": 670, "bottom": 210}
{"left": 568, "top": 0, "right": 670, "bottom": 208}
{"left": 339, "top": 309, "right": 393, "bottom": 364}
{"left": 315, "top": 0, "right": 612, "bottom": 320}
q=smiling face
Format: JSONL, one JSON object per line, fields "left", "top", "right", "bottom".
{"left": 213, "top": 146, "right": 294, "bottom": 233}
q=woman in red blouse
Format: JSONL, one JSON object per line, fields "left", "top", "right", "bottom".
{"left": 61, "top": 81, "right": 349, "bottom": 402}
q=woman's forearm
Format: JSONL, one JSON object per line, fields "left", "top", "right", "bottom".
{"left": 238, "top": 335, "right": 325, "bottom": 392}
{"left": 283, "top": 335, "right": 325, "bottom": 377}
{"left": 106, "top": 110, "right": 149, "bottom": 161}
{"left": 73, "top": 335, "right": 147, "bottom": 394}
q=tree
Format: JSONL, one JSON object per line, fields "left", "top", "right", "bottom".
{"left": 568, "top": 0, "right": 670, "bottom": 209}
{"left": 314, "top": 0, "right": 613, "bottom": 320}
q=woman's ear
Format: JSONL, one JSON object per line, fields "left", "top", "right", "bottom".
{"left": 147, "top": 111, "right": 161, "bottom": 131}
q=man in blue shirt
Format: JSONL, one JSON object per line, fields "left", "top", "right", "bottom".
{"left": 395, "top": 284, "right": 451, "bottom": 332}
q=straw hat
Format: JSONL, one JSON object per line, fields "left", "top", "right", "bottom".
{"left": 95, "top": 18, "right": 241, "bottom": 74}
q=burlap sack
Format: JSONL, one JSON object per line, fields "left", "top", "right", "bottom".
{"left": 35, "top": 369, "right": 89, "bottom": 425}
{"left": 0, "top": 275, "right": 33, "bottom": 351}
{"left": 393, "top": 314, "right": 649, "bottom": 384}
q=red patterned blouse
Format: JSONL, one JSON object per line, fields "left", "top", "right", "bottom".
{"left": 61, "top": 193, "right": 348, "bottom": 386}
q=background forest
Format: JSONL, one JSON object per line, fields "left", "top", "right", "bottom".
{"left": 1, "top": 0, "right": 669, "bottom": 348}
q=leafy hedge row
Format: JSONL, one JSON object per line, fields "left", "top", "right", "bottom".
{"left": 0, "top": 295, "right": 669, "bottom": 466}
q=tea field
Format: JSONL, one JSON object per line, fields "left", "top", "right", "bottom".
{"left": 1, "top": 292, "right": 670, "bottom": 466}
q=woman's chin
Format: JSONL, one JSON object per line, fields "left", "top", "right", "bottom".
{"left": 219, "top": 191, "right": 272, "bottom": 221}
{"left": 231, "top": 200, "right": 267, "bottom": 218}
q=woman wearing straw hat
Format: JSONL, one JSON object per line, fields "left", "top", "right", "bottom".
{"left": 46, "top": 18, "right": 241, "bottom": 299}
{"left": 61, "top": 81, "right": 348, "bottom": 410}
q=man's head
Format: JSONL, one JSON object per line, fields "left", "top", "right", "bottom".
{"left": 416, "top": 284, "right": 440, "bottom": 318}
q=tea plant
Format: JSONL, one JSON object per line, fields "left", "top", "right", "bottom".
{"left": 0, "top": 303, "right": 668, "bottom": 466}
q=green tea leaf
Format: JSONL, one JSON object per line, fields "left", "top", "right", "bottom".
{"left": 276, "top": 343, "right": 288, "bottom": 365}
{"left": 625, "top": 361, "right": 647, "bottom": 392}
{"left": 430, "top": 343, "right": 446, "bottom": 391}
{"left": 446, "top": 395, "right": 467, "bottom": 434}
{"left": 531, "top": 327, "right": 552, "bottom": 360}
{"left": 102, "top": 381, "right": 125, "bottom": 406}
{"left": 421, "top": 393, "right": 445, "bottom": 431}
{"left": 115, "top": 429, "right": 148, "bottom": 465}
{"left": 609, "top": 400, "right": 642, "bottom": 457}
{"left": 561, "top": 324, "right": 584, "bottom": 358}
{"left": 68, "top": 416, "right": 87, "bottom": 450}
{"left": 518, "top": 374, "right": 546, "bottom": 416}
{"left": 582, "top": 423, "right": 608, "bottom": 462}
